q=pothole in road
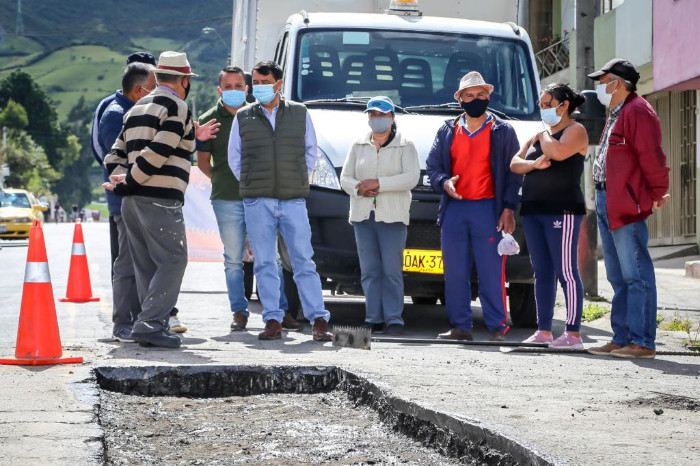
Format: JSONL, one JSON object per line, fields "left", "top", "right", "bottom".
{"left": 95, "top": 366, "right": 553, "bottom": 465}
{"left": 626, "top": 393, "right": 700, "bottom": 412}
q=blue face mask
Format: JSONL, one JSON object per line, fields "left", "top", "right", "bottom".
{"left": 540, "top": 104, "right": 563, "bottom": 126}
{"left": 252, "top": 83, "right": 278, "bottom": 104}
{"left": 221, "top": 89, "right": 247, "bottom": 108}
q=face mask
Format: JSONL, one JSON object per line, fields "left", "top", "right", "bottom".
{"left": 596, "top": 82, "right": 613, "bottom": 107}
{"left": 222, "top": 89, "right": 247, "bottom": 108}
{"left": 460, "top": 98, "right": 489, "bottom": 118}
{"left": 541, "top": 104, "right": 563, "bottom": 126}
{"left": 253, "top": 83, "right": 278, "bottom": 104}
{"left": 183, "top": 79, "right": 191, "bottom": 100}
{"left": 368, "top": 116, "right": 392, "bottom": 134}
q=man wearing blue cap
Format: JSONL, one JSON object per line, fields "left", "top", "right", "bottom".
{"left": 91, "top": 51, "right": 157, "bottom": 274}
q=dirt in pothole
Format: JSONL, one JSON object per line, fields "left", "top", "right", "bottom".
{"left": 100, "top": 391, "right": 464, "bottom": 465}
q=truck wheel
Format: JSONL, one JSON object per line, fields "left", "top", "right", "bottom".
{"left": 411, "top": 296, "right": 438, "bottom": 305}
{"left": 244, "top": 261, "right": 255, "bottom": 301}
{"left": 508, "top": 283, "right": 537, "bottom": 328}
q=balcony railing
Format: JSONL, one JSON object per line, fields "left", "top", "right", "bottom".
{"left": 535, "top": 36, "right": 570, "bottom": 79}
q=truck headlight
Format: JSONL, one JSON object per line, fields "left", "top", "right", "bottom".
{"left": 309, "top": 149, "right": 341, "bottom": 190}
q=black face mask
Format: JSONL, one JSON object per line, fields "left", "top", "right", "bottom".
{"left": 183, "top": 79, "right": 191, "bottom": 100}
{"left": 460, "top": 98, "right": 489, "bottom": 118}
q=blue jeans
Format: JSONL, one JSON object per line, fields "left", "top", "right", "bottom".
{"left": 596, "top": 190, "right": 657, "bottom": 349}
{"left": 243, "top": 197, "right": 329, "bottom": 324}
{"left": 353, "top": 213, "right": 407, "bottom": 326}
{"left": 211, "top": 200, "right": 249, "bottom": 316}
{"left": 212, "top": 199, "right": 288, "bottom": 317}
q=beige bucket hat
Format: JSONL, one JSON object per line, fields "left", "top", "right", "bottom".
{"left": 454, "top": 71, "right": 494, "bottom": 99}
{"left": 155, "top": 51, "right": 198, "bottom": 76}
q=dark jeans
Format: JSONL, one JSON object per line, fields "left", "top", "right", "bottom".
{"left": 522, "top": 213, "right": 584, "bottom": 332}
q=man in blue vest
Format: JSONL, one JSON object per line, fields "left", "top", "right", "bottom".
{"left": 228, "top": 60, "right": 332, "bottom": 342}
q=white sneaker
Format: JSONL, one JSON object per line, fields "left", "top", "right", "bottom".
{"left": 168, "top": 315, "right": 188, "bottom": 333}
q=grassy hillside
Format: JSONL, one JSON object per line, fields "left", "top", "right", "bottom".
{"left": 0, "top": 0, "right": 232, "bottom": 119}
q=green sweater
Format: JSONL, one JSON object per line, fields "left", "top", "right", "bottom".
{"left": 198, "top": 100, "right": 241, "bottom": 200}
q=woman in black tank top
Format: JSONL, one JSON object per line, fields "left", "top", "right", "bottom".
{"left": 510, "top": 84, "right": 589, "bottom": 349}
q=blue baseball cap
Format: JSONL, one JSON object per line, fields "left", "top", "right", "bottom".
{"left": 364, "top": 96, "right": 395, "bottom": 114}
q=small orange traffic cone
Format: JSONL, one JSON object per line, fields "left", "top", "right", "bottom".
{"left": 60, "top": 219, "right": 99, "bottom": 303}
{"left": 0, "top": 220, "right": 83, "bottom": 366}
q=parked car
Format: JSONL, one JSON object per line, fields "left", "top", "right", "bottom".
{"left": 0, "top": 188, "right": 48, "bottom": 239}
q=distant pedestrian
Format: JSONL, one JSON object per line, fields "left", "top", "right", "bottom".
{"left": 104, "top": 51, "right": 199, "bottom": 349}
{"left": 586, "top": 59, "right": 671, "bottom": 359}
{"left": 228, "top": 60, "right": 333, "bottom": 342}
{"left": 426, "top": 71, "right": 521, "bottom": 342}
{"left": 53, "top": 201, "right": 60, "bottom": 223}
{"left": 340, "top": 96, "right": 420, "bottom": 336}
{"left": 510, "top": 83, "right": 588, "bottom": 348}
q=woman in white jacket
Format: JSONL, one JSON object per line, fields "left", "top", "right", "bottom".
{"left": 340, "top": 96, "right": 420, "bottom": 335}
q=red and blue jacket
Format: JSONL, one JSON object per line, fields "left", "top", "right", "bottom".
{"left": 426, "top": 113, "right": 522, "bottom": 226}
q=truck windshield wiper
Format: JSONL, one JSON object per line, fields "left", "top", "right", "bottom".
{"left": 404, "top": 102, "right": 518, "bottom": 120}
{"left": 303, "top": 97, "right": 412, "bottom": 113}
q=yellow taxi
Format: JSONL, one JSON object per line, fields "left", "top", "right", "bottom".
{"left": 0, "top": 188, "right": 48, "bottom": 239}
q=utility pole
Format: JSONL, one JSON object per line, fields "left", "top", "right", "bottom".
{"left": 16, "top": 0, "right": 24, "bottom": 36}
{"left": 576, "top": 0, "right": 598, "bottom": 297}
{"left": 1, "top": 126, "right": 7, "bottom": 189}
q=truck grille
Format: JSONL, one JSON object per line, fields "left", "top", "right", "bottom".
{"left": 406, "top": 221, "right": 440, "bottom": 250}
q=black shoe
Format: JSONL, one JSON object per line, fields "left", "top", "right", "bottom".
{"left": 384, "top": 324, "right": 404, "bottom": 336}
{"left": 132, "top": 330, "right": 182, "bottom": 348}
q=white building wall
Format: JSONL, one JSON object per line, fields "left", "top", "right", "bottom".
{"left": 615, "top": 0, "right": 652, "bottom": 67}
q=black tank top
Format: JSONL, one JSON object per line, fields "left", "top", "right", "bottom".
{"left": 520, "top": 128, "right": 585, "bottom": 216}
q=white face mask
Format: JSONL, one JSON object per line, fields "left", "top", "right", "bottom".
{"left": 596, "top": 82, "right": 614, "bottom": 107}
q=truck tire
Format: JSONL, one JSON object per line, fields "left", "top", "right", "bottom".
{"left": 508, "top": 283, "right": 537, "bottom": 328}
{"left": 411, "top": 296, "right": 438, "bottom": 305}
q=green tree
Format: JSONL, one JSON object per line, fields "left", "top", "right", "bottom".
{"left": 0, "top": 99, "right": 29, "bottom": 130}
{"left": 57, "top": 96, "right": 98, "bottom": 207}
{"left": 3, "top": 130, "right": 59, "bottom": 195}
{"left": 0, "top": 70, "right": 68, "bottom": 169}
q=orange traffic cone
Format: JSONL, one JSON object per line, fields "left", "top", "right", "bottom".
{"left": 60, "top": 219, "right": 99, "bottom": 303}
{"left": 0, "top": 220, "right": 83, "bottom": 366}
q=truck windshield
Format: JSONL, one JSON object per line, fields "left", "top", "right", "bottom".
{"left": 292, "top": 28, "right": 539, "bottom": 120}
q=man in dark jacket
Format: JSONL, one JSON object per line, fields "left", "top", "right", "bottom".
{"left": 98, "top": 62, "right": 156, "bottom": 342}
{"left": 586, "top": 59, "right": 670, "bottom": 359}
{"left": 91, "top": 52, "right": 156, "bottom": 270}
{"left": 426, "top": 71, "right": 521, "bottom": 342}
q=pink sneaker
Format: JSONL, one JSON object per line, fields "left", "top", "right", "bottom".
{"left": 550, "top": 332, "right": 584, "bottom": 349}
{"left": 523, "top": 331, "right": 553, "bottom": 344}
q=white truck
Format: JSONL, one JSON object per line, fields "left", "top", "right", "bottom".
{"left": 230, "top": 0, "right": 543, "bottom": 327}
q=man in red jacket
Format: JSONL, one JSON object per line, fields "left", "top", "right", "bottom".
{"left": 586, "top": 59, "right": 671, "bottom": 359}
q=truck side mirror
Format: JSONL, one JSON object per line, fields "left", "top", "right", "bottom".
{"left": 571, "top": 90, "right": 606, "bottom": 143}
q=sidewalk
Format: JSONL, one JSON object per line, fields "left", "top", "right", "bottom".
{"left": 1, "top": 224, "right": 699, "bottom": 466}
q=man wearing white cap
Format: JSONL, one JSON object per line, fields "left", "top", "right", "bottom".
{"left": 426, "top": 71, "right": 522, "bottom": 342}
{"left": 104, "top": 51, "right": 199, "bottom": 349}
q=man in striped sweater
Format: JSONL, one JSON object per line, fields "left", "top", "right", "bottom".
{"left": 104, "top": 51, "right": 197, "bottom": 349}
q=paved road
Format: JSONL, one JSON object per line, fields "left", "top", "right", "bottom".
{"left": 1, "top": 222, "right": 699, "bottom": 465}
